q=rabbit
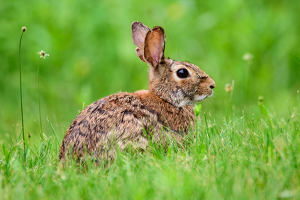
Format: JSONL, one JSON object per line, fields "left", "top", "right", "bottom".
{"left": 59, "top": 21, "right": 215, "bottom": 162}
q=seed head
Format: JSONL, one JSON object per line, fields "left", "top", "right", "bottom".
{"left": 38, "top": 50, "right": 49, "bottom": 59}
{"left": 22, "top": 27, "right": 27, "bottom": 32}
{"left": 243, "top": 52, "right": 254, "bottom": 62}
{"left": 225, "top": 84, "right": 232, "bottom": 92}
{"left": 258, "top": 95, "right": 264, "bottom": 105}
{"left": 225, "top": 80, "right": 235, "bottom": 93}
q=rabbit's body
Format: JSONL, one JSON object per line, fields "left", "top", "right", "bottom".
{"left": 59, "top": 90, "right": 194, "bottom": 161}
{"left": 59, "top": 22, "right": 215, "bottom": 161}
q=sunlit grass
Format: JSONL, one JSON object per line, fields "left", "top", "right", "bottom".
{"left": 1, "top": 0, "right": 300, "bottom": 199}
{"left": 1, "top": 101, "right": 299, "bottom": 199}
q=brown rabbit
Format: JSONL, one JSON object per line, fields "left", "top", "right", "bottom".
{"left": 59, "top": 21, "right": 215, "bottom": 162}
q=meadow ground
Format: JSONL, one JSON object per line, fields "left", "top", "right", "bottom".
{"left": 1, "top": 100, "right": 300, "bottom": 199}
{"left": 1, "top": 0, "right": 300, "bottom": 199}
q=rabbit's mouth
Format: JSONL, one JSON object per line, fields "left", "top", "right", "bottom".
{"left": 194, "top": 94, "right": 209, "bottom": 102}
{"left": 177, "top": 94, "right": 211, "bottom": 107}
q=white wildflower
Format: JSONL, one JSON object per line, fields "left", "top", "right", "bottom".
{"left": 38, "top": 50, "right": 49, "bottom": 59}
{"left": 243, "top": 52, "right": 254, "bottom": 61}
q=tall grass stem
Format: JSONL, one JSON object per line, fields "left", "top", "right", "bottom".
{"left": 245, "top": 63, "right": 250, "bottom": 105}
{"left": 38, "top": 57, "right": 43, "bottom": 138}
{"left": 19, "top": 28, "right": 26, "bottom": 163}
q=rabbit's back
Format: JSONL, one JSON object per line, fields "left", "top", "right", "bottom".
{"left": 59, "top": 91, "right": 195, "bottom": 161}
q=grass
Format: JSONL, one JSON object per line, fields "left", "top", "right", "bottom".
{"left": 1, "top": 98, "right": 299, "bottom": 199}
{"left": 1, "top": 0, "right": 300, "bottom": 199}
{"left": 18, "top": 27, "right": 26, "bottom": 163}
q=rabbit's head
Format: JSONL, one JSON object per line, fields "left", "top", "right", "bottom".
{"left": 132, "top": 21, "right": 215, "bottom": 108}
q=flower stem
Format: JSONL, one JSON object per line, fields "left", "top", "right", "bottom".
{"left": 19, "top": 31, "right": 25, "bottom": 163}
{"left": 37, "top": 57, "right": 43, "bottom": 139}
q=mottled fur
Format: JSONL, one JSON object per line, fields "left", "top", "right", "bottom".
{"left": 59, "top": 22, "right": 215, "bottom": 162}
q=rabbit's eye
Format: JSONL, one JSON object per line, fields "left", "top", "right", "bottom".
{"left": 176, "top": 68, "right": 189, "bottom": 78}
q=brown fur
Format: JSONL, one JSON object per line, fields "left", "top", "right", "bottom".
{"left": 59, "top": 22, "right": 215, "bottom": 162}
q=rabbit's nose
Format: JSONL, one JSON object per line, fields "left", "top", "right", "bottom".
{"left": 209, "top": 79, "right": 215, "bottom": 89}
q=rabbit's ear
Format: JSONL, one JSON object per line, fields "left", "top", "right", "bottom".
{"left": 144, "top": 26, "right": 165, "bottom": 68}
{"left": 132, "top": 21, "right": 151, "bottom": 62}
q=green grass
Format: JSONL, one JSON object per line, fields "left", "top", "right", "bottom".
{"left": 1, "top": 100, "right": 300, "bottom": 199}
{"left": 1, "top": 0, "right": 300, "bottom": 199}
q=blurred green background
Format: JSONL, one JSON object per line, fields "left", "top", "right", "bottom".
{"left": 1, "top": 0, "right": 300, "bottom": 144}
